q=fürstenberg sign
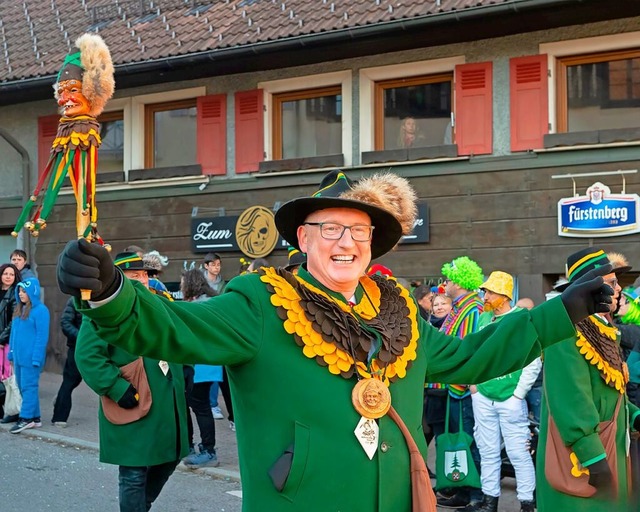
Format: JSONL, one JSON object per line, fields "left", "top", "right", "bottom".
{"left": 558, "top": 182, "right": 640, "bottom": 238}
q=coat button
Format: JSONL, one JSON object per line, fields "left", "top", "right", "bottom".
{"left": 380, "top": 442, "right": 389, "bottom": 452}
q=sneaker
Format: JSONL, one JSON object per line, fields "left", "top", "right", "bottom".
{"left": 437, "top": 493, "right": 470, "bottom": 509}
{"left": 10, "top": 419, "right": 35, "bottom": 434}
{"left": 183, "top": 445, "right": 220, "bottom": 468}
{"left": 53, "top": 421, "right": 67, "bottom": 428}
{"left": 33, "top": 417, "right": 42, "bottom": 428}
{"left": 1, "top": 414, "right": 19, "bottom": 424}
{"left": 211, "top": 406, "right": 224, "bottom": 420}
{"left": 229, "top": 421, "right": 235, "bottom": 432}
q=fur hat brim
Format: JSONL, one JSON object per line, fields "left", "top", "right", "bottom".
{"left": 275, "top": 197, "right": 402, "bottom": 260}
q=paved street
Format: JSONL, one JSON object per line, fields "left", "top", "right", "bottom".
{"left": 0, "top": 432, "right": 243, "bottom": 511}
{"left": 0, "top": 372, "right": 524, "bottom": 511}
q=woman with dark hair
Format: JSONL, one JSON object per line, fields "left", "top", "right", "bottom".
{"left": 180, "top": 269, "right": 222, "bottom": 467}
{"left": 0, "top": 263, "right": 21, "bottom": 421}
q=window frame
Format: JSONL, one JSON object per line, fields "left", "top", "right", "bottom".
{"left": 540, "top": 31, "right": 640, "bottom": 135}
{"left": 258, "top": 71, "right": 352, "bottom": 166}
{"left": 373, "top": 73, "right": 454, "bottom": 150}
{"left": 131, "top": 86, "right": 206, "bottom": 172}
{"left": 143, "top": 98, "right": 198, "bottom": 169}
{"left": 359, "top": 56, "right": 465, "bottom": 157}
{"left": 96, "top": 109, "right": 125, "bottom": 174}
{"left": 271, "top": 85, "right": 343, "bottom": 160}
{"left": 555, "top": 48, "right": 640, "bottom": 133}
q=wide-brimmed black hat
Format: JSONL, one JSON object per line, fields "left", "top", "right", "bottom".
{"left": 557, "top": 247, "right": 631, "bottom": 292}
{"left": 114, "top": 252, "right": 156, "bottom": 273}
{"left": 274, "top": 170, "right": 407, "bottom": 260}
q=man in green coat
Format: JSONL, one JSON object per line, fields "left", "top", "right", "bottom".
{"left": 75, "top": 252, "right": 189, "bottom": 512}
{"left": 537, "top": 248, "right": 640, "bottom": 512}
{"left": 59, "top": 170, "right": 614, "bottom": 512}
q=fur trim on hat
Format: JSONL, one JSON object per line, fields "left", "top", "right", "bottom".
{"left": 143, "top": 251, "right": 169, "bottom": 273}
{"left": 342, "top": 173, "right": 418, "bottom": 236}
{"left": 76, "top": 34, "right": 115, "bottom": 117}
{"left": 441, "top": 256, "right": 484, "bottom": 291}
{"left": 608, "top": 252, "right": 629, "bottom": 270}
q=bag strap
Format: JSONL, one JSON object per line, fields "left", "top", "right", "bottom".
{"left": 458, "top": 398, "right": 464, "bottom": 432}
{"left": 444, "top": 394, "right": 450, "bottom": 434}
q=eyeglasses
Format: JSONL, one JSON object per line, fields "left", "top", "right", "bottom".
{"left": 304, "top": 222, "right": 374, "bottom": 242}
{"left": 604, "top": 278, "right": 619, "bottom": 288}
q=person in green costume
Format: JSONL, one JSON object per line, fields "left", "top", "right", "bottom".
{"left": 536, "top": 248, "right": 640, "bottom": 512}
{"left": 75, "top": 252, "right": 189, "bottom": 512}
{"left": 58, "top": 170, "right": 614, "bottom": 512}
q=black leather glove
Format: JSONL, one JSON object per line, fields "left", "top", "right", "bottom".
{"left": 560, "top": 263, "right": 613, "bottom": 324}
{"left": 117, "top": 384, "right": 139, "bottom": 409}
{"left": 57, "top": 239, "right": 120, "bottom": 301}
{"left": 587, "top": 458, "right": 613, "bottom": 495}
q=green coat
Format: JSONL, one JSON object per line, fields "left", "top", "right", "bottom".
{"left": 79, "top": 268, "right": 575, "bottom": 512}
{"left": 75, "top": 319, "right": 189, "bottom": 466}
{"left": 537, "top": 316, "right": 640, "bottom": 512}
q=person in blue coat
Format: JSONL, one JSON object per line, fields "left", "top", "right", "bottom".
{"left": 8, "top": 278, "right": 50, "bottom": 433}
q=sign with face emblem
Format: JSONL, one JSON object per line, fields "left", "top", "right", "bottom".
{"left": 191, "top": 206, "right": 285, "bottom": 256}
{"left": 235, "top": 206, "right": 279, "bottom": 258}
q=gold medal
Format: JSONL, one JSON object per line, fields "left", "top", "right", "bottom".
{"left": 352, "top": 378, "right": 391, "bottom": 419}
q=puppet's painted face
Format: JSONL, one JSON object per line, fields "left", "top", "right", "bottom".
{"left": 57, "top": 79, "right": 91, "bottom": 117}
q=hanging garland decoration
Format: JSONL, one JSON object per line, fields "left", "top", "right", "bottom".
{"left": 260, "top": 267, "right": 419, "bottom": 384}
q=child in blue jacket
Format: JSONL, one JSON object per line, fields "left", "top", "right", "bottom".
{"left": 8, "top": 278, "right": 50, "bottom": 433}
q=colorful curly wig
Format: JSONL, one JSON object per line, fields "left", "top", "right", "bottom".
{"left": 441, "top": 256, "right": 484, "bottom": 291}
{"left": 621, "top": 288, "right": 640, "bottom": 326}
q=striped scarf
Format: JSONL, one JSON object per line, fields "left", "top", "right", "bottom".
{"left": 427, "top": 292, "right": 483, "bottom": 398}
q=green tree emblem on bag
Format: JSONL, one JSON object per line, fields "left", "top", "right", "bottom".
{"left": 445, "top": 450, "right": 468, "bottom": 481}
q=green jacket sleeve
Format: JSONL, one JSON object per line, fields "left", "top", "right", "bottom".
{"left": 79, "top": 274, "right": 265, "bottom": 366}
{"left": 75, "top": 321, "right": 134, "bottom": 402}
{"left": 424, "top": 297, "right": 575, "bottom": 384}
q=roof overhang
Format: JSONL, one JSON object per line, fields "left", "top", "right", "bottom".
{"left": 2, "top": 0, "right": 639, "bottom": 106}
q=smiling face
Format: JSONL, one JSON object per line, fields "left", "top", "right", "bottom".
{"left": 298, "top": 207, "right": 372, "bottom": 299}
{"left": 432, "top": 294, "right": 452, "bottom": 318}
{"left": 57, "top": 79, "right": 91, "bottom": 117}
{"left": 1, "top": 267, "right": 16, "bottom": 290}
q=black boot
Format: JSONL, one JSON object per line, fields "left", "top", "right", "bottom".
{"left": 460, "top": 494, "right": 498, "bottom": 512}
{"left": 520, "top": 500, "right": 535, "bottom": 512}
{"left": 476, "top": 495, "right": 499, "bottom": 512}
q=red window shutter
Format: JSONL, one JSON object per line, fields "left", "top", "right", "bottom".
{"left": 510, "top": 54, "right": 549, "bottom": 152}
{"left": 234, "top": 89, "right": 264, "bottom": 174}
{"left": 197, "top": 94, "right": 227, "bottom": 175}
{"left": 38, "top": 114, "right": 59, "bottom": 177}
{"left": 454, "top": 62, "right": 493, "bottom": 156}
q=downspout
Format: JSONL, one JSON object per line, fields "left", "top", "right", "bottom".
{"left": 0, "top": 127, "right": 35, "bottom": 273}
